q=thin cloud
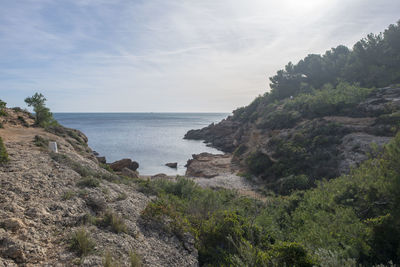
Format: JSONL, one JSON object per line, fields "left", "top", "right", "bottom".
{"left": 0, "top": 0, "right": 399, "bottom": 112}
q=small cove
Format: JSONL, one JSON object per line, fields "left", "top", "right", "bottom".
{"left": 54, "top": 113, "right": 228, "bottom": 175}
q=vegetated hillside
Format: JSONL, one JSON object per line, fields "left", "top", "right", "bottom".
{"left": 143, "top": 132, "right": 400, "bottom": 266}
{"left": 185, "top": 21, "right": 400, "bottom": 194}
{"left": 0, "top": 107, "right": 197, "bottom": 266}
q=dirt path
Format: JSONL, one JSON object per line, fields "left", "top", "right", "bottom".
{"left": 0, "top": 127, "right": 47, "bottom": 142}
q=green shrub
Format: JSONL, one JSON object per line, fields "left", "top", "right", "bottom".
{"left": 269, "top": 242, "right": 316, "bottom": 267}
{"left": 76, "top": 177, "right": 100, "bottom": 188}
{"left": 258, "top": 109, "right": 301, "bottom": 129}
{"left": 283, "top": 82, "right": 373, "bottom": 118}
{"left": 367, "top": 214, "right": 400, "bottom": 264}
{"left": 103, "top": 251, "right": 118, "bottom": 267}
{"left": 0, "top": 99, "right": 7, "bottom": 116}
{"left": 197, "top": 210, "right": 270, "bottom": 266}
{"left": 0, "top": 137, "right": 9, "bottom": 163}
{"left": 233, "top": 144, "right": 247, "bottom": 158}
{"left": 101, "top": 210, "right": 127, "bottom": 233}
{"left": 245, "top": 151, "right": 273, "bottom": 176}
{"left": 100, "top": 163, "right": 114, "bottom": 172}
{"left": 34, "top": 135, "right": 49, "bottom": 148}
{"left": 129, "top": 251, "right": 142, "bottom": 267}
{"left": 275, "top": 174, "right": 311, "bottom": 195}
{"left": 61, "top": 190, "right": 76, "bottom": 200}
{"left": 82, "top": 213, "right": 100, "bottom": 225}
{"left": 69, "top": 228, "right": 95, "bottom": 256}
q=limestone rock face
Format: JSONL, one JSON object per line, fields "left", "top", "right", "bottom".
{"left": 184, "top": 119, "right": 240, "bottom": 153}
{"left": 165, "top": 162, "right": 177, "bottom": 168}
{"left": 185, "top": 153, "right": 234, "bottom": 178}
{"left": 109, "top": 158, "right": 139, "bottom": 172}
{"left": 338, "top": 133, "right": 391, "bottom": 173}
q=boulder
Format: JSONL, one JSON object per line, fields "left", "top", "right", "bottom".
{"left": 109, "top": 159, "right": 139, "bottom": 172}
{"left": 121, "top": 167, "right": 139, "bottom": 178}
{"left": 0, "top": 235, "right": 26, "bottom": 263}
{"left": 96, "top": 156, "right": 106, "bottom": 164}
{"left": 165, "top": 162, "right": 177, "bottom": 168}
{"left": 185, "top": 153, "right": 232, "bottom": 178}
{"left": 1, "top": 218, "right": 25, "bottom": 232}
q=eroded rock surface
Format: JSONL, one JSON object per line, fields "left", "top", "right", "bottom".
{"left": 185, "top": 153, "right": 234, "bottom": 178}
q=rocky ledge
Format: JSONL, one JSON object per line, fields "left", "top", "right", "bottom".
{"left": 185, "top": 153, "right": 236, "bottom": 178}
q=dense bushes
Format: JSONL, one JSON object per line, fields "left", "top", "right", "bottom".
{"left": 254, "top": 82, "right": 373, "bottom": 130}
{"left": 139, "top": 177, "right": 317, "bottom": 266}
{"left": 273, "top": 132, "right": 400, "bottom": 265}
{"left": 283, "top": 82, "right": 373, "bottom": 118}
{"left": 245, "top": 121, "right": 348, "bottom": 187}
{"left": 245, "top": 151, "right": 273, "bottom": 176}
{"left": 141, "top": 132, "right": 400, "bottom": 265}
{"left": 258, "top": 109, "right": 301, "bottom": 129}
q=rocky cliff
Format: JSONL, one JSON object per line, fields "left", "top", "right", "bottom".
{"left": 0, "top": 108, "right": 197, "bottom": 266}
{"left": 185, "top": 86, "right": 400, "bottom": 193}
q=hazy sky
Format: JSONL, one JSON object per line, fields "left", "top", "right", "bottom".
{"left": 1, "top": 0, "right": 399, "bottom": 112}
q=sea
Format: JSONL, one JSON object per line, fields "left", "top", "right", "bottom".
{"left": 53, "top": 113, "right": 229, "bottom": 175}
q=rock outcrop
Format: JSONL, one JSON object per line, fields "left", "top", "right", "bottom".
{"left": 109, "top": 158, "right": 139, "bottom": 172}
{"left": 184, "top": 120, "right": 240, "bottom": 153}
{"left": 185, "top": 153, "right": 235, "bottom": 178}
{"left": 185, "top": 86, "right": 400, "bottom": 185}
{"left": 165, "top": 162, "right": 177, "bottom": 169}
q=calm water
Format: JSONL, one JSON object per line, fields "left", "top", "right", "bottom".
{"left": 53, "top": 113, "right": 228, "bottom": 175}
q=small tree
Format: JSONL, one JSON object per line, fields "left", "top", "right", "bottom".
{"left": 24, "top": 93, "right": 57, "bottom": 127}
{"left": 0, "top": 99, "right": 7, "bottom": 116}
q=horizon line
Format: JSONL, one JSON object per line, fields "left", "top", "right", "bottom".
{"left": 52, "top": 111, "right": 232, "bottom": 114}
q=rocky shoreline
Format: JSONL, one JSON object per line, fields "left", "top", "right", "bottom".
{"left": 184, "top": 86, "right": 400, "bottom": 182}
{"left": 0, "top": 108, "right": 198, "bottom": 266}
{"left": 0, "top": 107, "right": 249, "bottom": 266}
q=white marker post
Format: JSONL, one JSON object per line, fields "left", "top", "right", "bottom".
{"left": 49, "top": 142, "right": 58, "bottom": 153}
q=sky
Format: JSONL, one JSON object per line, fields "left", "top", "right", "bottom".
{"left": 0, "top": 0, "right": 399, "bottom": 112}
